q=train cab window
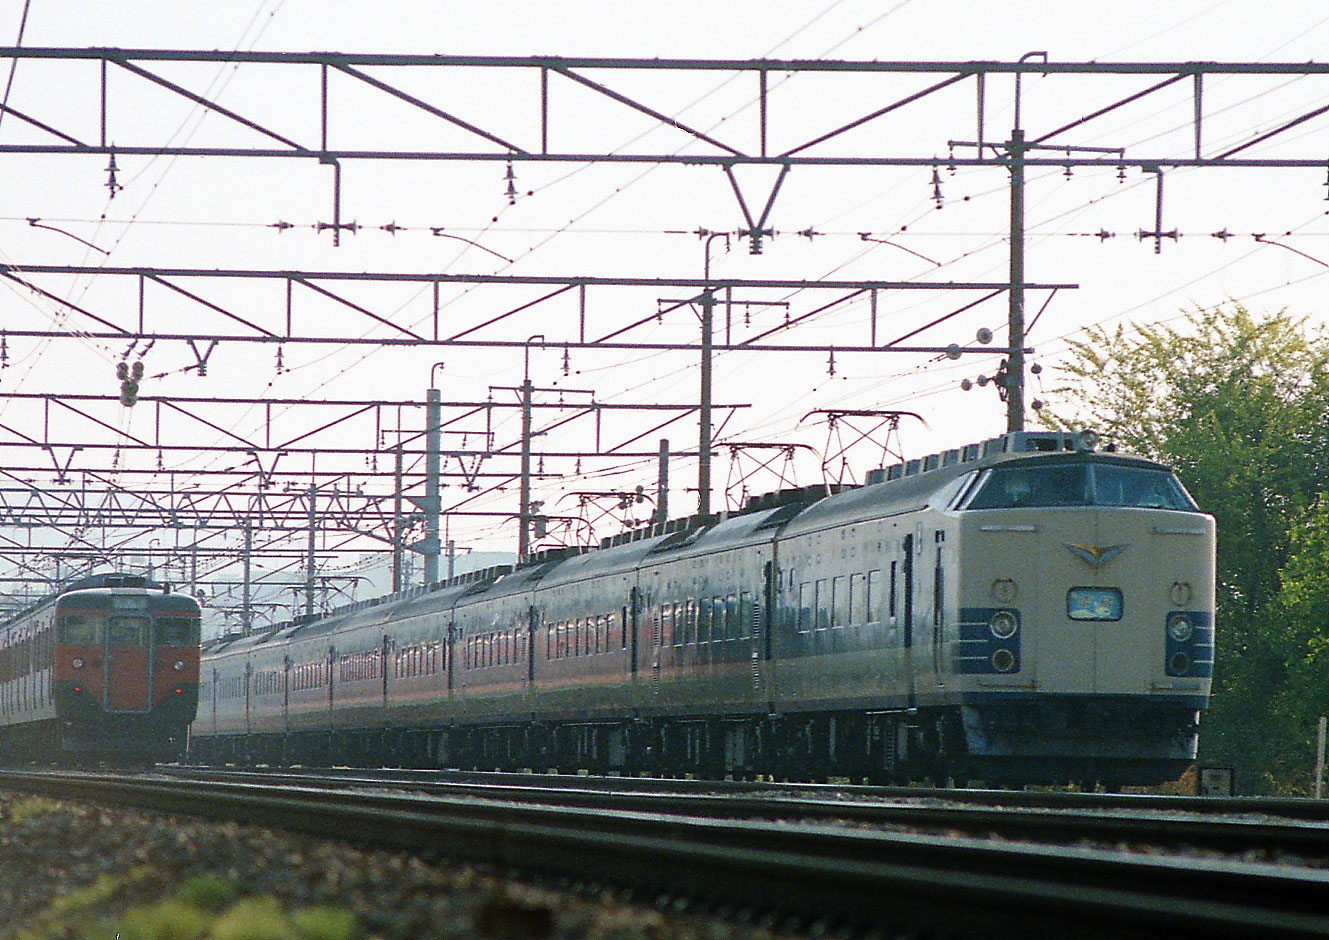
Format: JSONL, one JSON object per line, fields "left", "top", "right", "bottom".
{"left": 58, "top": 615, "right": 103, "bottom": 645}
{"left": 1092, "top": 464, "right": 1194, "bottom": 510}
{"left": 154, "top": 619, "right": 196, "bottom": 647}
{"left": 962, "top": 461, "right": 1197, "bottom": 511}
{"left": 964, "top": 464, "right": 1090, "bottom": 509}
{"left": 108, "top": 616, "right": 150, "bottom": 647}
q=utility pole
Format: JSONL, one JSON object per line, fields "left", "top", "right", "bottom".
{"left": 518, "top": 335, "right": 544, "bottom": 564}
{"left": 699, "top": 290, "right": 714, "bottom": 519}
{"left": 1007, "top": 123, "right": 1027, "bottom": 434}
{"left": 424, "top": 375, "right": 443, "bottom": 585}
{"left": 1005, "top": 52, "right": 1045, "bottom": 435}
{"left": 241, "top": 519, "right": 253, "bottom": 636}
{"left": 697, "top": 232, "right": 727, "bottom": 520}
{"left": 654, "top": 438, "right": 670, "bottom": 525}
{"left": 305, "top": 484, "right": 317, "bottom": 618}
{"left": 392, "top": 444, "right": 404, "bottom": 593}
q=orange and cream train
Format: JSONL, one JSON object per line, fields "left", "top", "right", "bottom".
{"left": 193, "top": 430, "right": 1215, "bottom": 787}
{"left": 0, "top": 574, "right": 201, "bottom": 762}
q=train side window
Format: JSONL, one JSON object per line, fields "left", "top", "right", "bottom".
{"left": 108, "top": 616, "right": 150, "bottom": 647}
{"left": 697, "top": 598, "right": 712, "bottom": 643}
{"left": 851, "top": 573, "right": 868, "bottom": 625}
{"left": 797, "top": 583, "right": 812, "bottom": 634}
{"left": 815, "top": 579, "right": 830, "bottom": 631}
{"left": 725, "top": 595, "right": 741, "bottom": 640}
{"left": 711, "top": 596, "right": 726, "bottom": 641}
{"left": 739, "top": 592, "right": 754, "bottom": 639}
{"left": 832, "top": 576, "right": 848, "bottom": 628}
{"left": 866, "top": 570, "right": 882, "bottom": 624}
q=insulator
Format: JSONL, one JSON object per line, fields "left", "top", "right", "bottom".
{"left": 116, "top": 361, "right": 128, "bottom": 380}
{"left": 131, "top": 360, "right": 144, "bottom": 380}
{"left": 931, "top": 165, "right": 944, "bottom": 209}
{"left": 120, "top": 379, "right": 139, "bottom": 407}
{"left": 960, "top": 378, "right": 973, "bottom": 391}
{"left": 1117, "top": 165, "right": 1127, "bottom": 183}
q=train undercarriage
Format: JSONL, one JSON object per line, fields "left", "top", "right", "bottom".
{"left": 188, "top": 697, "right": 1196, "bottom": 788}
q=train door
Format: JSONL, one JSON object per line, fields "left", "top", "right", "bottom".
{"left": 527, "top": 606, "right": 538, "bottom": 685}
{"left": 446, "top": 623, "right": 456, "bottom": 694}
{"left": 282, "top": 655, "right": 291, "bottom": 734}
{"left": 902, "top": 533, "right": 915, "bottom": 705}
{"left": 104, "top": 608, "right": 152, "bottom": 711}
{"left": 629, "top": 587, "right": 640, "bottom": 677}
{"left": 932, "top": 531, "right": 946, "bottom": 686}
{"left": 244, "top": 661, "right": 253, "bottom": 735}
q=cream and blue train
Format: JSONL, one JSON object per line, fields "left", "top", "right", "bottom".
{"left": 192, "top": 430, "right": 1214, "bottom": 786}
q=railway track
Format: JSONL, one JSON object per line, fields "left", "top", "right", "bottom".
{"left": 3, "top": 767, "right": 1328, "bottom": 939}
{"left": 167, "top": 765, "right": 1329, "bottom": 860}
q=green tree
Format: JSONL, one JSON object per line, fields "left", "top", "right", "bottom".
{"left": 1048, "top": 304, "right": 1329, "bottom": 791}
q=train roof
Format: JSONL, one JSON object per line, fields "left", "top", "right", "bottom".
{"left": 204, "top": 429, "right": 1174, "bottom": 646}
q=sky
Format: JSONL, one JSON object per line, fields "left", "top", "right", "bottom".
{"left": 2, "top": 0, "right": 1329, "bottom": 603}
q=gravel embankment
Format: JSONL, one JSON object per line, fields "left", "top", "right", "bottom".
{"left": 0, "top": 790, "right": 812, "bottom": 940}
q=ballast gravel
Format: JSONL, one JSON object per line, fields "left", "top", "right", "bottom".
{"left": 0, "top": 790, "right": 813, "bottom": 940}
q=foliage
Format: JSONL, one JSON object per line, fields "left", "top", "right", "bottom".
{"left": 1048, "top": 303, "right": 1329, "bottom": 792}
{"left": 6, "top": 796, "right": 64, "bottom": 825}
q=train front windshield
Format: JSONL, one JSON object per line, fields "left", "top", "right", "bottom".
{"left": 960, "top": 461, "right": 1197, "bottom": 511}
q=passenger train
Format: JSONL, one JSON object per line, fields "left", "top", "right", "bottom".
{"left": 0, "top": 573, "right": 202, "bottom": 762}
{"left": 192, "top": 430, "right": 1215, "bottom": 787}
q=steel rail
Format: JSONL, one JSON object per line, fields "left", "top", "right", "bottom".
{"left": 3, "top": 769, "right": 1328, "bottom": 939}
{"left": 171, "top": 767, "right": 1329, "bottom": 859}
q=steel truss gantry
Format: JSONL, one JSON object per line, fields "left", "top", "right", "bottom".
{"left": 4, "top": 49, "right": 1329, "bottom": 602}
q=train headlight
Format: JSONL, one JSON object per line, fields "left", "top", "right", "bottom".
{"left": 992, "top": 649, "right": 1017, "bottom": 673}
{"left": 989, "top": 610, "right": 1018, "bottom": 639}
{"left": 72, "top": 658, "right": 84, "bottom": 669}
{"left": 1167, "top": 614, "right": 1193, "bottom": 642}
{"left": 173, "top": 660, "right": 185, "bottom": 671}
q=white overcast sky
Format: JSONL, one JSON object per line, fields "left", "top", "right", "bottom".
{"left": 3, "top": 0, "right": 1329, "bottom": 568}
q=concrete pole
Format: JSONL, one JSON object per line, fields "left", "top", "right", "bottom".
{"left": 1007, "top": 126, "right": 1026, "bottom": 434}
{"left": 392, "top": 445, "right": 404, "bottom": 593}
{"left": 425, "top": 387, "right": 442, "bottom": 585}
{"left": 654, "top": 438, "right": 670, "bottom": 525}
{"left": 241, "top": 519, "right": 253, "bottom": 636}
{"left": 305, "top": 484, "right": 317, "bottom": 618}
{"left": 518, "top": 376, "right": 533, "bottom": 563}
{"left": 699, "top": 292, "right": 714, "bottom": 519}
